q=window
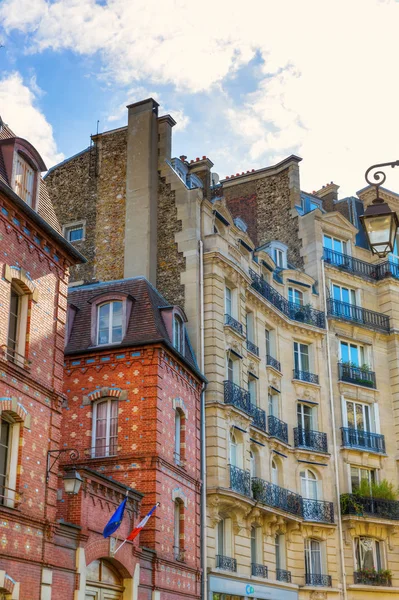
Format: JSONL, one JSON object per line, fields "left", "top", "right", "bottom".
{"left": 249, "top": 450, "right": 256, "bottom": 478}
{"left": 355, "top": 537, "right": 382, "bottom": 571}
{"left": 64, "top": 223, "right": 85, "bottom": 242}
{"left": 7, "top": 283, "right": 28, "bottom": 366}
{"left": 246, "top": 312, "right": 255, "bottom": 342}
{"left": 350, "top": 466, "right": 376, "bottom": 493}
{"left": 7, "top": 286, "right": 20, "bottom": 361}
{"left": 248, "top": 374, "right": 257, "bottom": 406}
{"left": 297, "top": 403, "right": 315, "bottom": 431}
{"left": 229, "top": 432, "right": 238, "bottom": 467}
{"left": 301, "top": 469, "right": 319, "bottom": 501}
{"left": 0, "top": 414, "right": 20, "bottom": 508}
{"left": 271, "top": 459, "right": 279, "bottom": 486}
{"left": 274, "top": 248, "right": 284, "bottom": 268}
{"left": 251, "top": 526, "right": 260, "bottom": 565}
{"left": 174, "top": 500, "right": 184, "bottom": 561}
{"left": 340, "top": 341, "right": 365, "bottom": 367}
{"left": 305, "top": 539, "right": 323, "bottom": 577}
{"left": 174, "top": 409, "right": 183, "bottom": 465}
{"left": 217, "top": 519, "right": 225, "bottom": 556}
{"left": 268, "top": 392, "right": 279, "bottom": 418}
{"left": 15, "top": 154, "right": 35, "bottom": 206}
{"left": 275, "top": 534, "right": 286, "bottom": 571}
{"left": 92, "top": 399, "right": 118, "bottom": 457}
{"left": 345, "top": 400, "right": 374, "bottom": 433}
{"left": 288, "top": 287, "right": 303, "bottom": 306}
{"left": 332, "top": 284, "right": 356, "bottom": 306}
{"left": 265, "top": 329, "right": 271, "bottom": 357}
{"left": 173, "top": 314, "right": 184, "bottom": 353}
{"left": 294, "top": 342, "right": 310, "bottom": 373}
{"left": 225, "top": 286, "right": 232, "bottom": 316}
{"left": 226, "top": 355, "right": 239, "bottom": 384}
{"left": 97, "top": 301, "right": 123, "bottom": 345}
{"left": 323, "top": 235, "right": 347, "bottom": 255}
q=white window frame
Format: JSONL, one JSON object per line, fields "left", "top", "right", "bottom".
{"left": 268, "top": 391, "right": 279, "bottom": 418}
{"left": 275, "top": 533, "right": 286, "bottom": 571}
{"left": 91, "top": 398, "right": 118, "bottom": 457}
{"left": 305, "top": 539, "right": 325, "bottom": 577}
{"left": 248, "top": 374, "right": 257, "bottom": 407}
{"left": 350, "top": 465, "right": 376, "bottom": 493}
{"left": 300, "top": 468, "right": 320, "bottom": 501}
{"left": 323, "top": 234, "right": 348, "bottom": 255}
{"left": 226, "top": 354, "right": 239, "bottom": 385}
{"left": 297, "top": 402, "right": 317, "bottom": 431}
{"left": 288, "top": 287, "right": 304, "bottom": 306}
{"left": 344, "top": 400, "right": 376, "bottom": 433}
{"left": 354, "top": 537, "right": 383, "bottom": 571}
{"left": 225, "top": 286, "right": 233, "bottom": 316}
{"left": 339, "top": 340, "right": 366, "bottom": 367}
{"left": 0, "top": 414, "right": 20, "bottom": 509}
{"left": 173, "top": 314, "right": 184, "bottom": 353}
{"left": 246, "top": 312, "right": 255, "bottom": 343}
{"left": 332, "top": 283, "right": 357, "bottom": 306}
{"left": 7, "top": 282, "right": 29, "bottom": 366}
{"left": 63, "top": 221, "right": 86, "bottom": 243}
{"left": 97, "top": 301, "right": 123, "bottom": 346}
{"left": 174, "top": 410, "right": 182, "bottom": 465}
{"left": 294, "top": 341, "right": 310, "bottom": 373}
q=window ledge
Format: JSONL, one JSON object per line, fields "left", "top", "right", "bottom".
{"left": 347, "top": 584, "right": 399, "bottom": 593}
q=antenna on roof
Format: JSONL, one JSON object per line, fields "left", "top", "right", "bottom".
{"left": 96, "top": 119, "right": 99, "bottom": 135}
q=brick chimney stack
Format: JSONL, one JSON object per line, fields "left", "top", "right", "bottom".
{"left": 314, "top": 182, "right": 339, "bottom": 212}
{"left": 157, "top": 114, "right": 176, "bottom": 170}
{"left": 188, "top": 156, "right": 214, "bottom": 200}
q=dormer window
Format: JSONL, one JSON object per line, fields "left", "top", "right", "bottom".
{"left": 264, "top": 241, "right": 288, "bottom": 269}
{"left": 97, "top": 301, "right": 123, "bottom": 345}
{"left": 274, "top": 248, "right": 284, "bottom": 268}
{"left": 173, "top": 314, "right": 184, "bottom": 353}
{"left": 15, "top": 154, "right": 35, "bottom": 206}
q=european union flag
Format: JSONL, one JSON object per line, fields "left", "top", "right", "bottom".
{"left": 103, "top": 497, "right": 127, "bottom": 538}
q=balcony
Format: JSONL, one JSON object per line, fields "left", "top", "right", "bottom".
{"left": 251, "top": 563, "right": 268, "bottom": 578}
{"left": 341, "top": 427, "right": 386, "bottom": 454}
{"left": 323, "top": 247, "right": 399, "bottom": 282}
{"left": 216, "top": 554, "right": 237, "bottom": 572}
{"left": 252, "top": 478, "right": 303, "bottom": 518}
{"left": 303, "top": 498, "right": 334, "bottom": 523}
{"left": 305, "top": 573, "right": 332, "bottom": 587}
{"left": 83, "top": 445, "right": 117, "bottom": 459}
{"left": 276, "top": 569, "right": 292, "bottom": 583}
{"left": 247, "top": 339, "right": 259, "bottom": 356}
{"left": 224, "top": 380, "right": 251, "bottom": 415}
{"left": 353, "top": 570, "right": 392, "bottom": 586}
{"left": 229, "top": 464, "right": 251, "bottom": 497}
{"left": 341, "top": 494, "right": 399, "bottom": 520}
{"left": 327, "top": 299, "right": 390, "bottom": 333}
{"left": 293, "top": 369, "right": 319, "bottom": 385}
{"left": 250, "top": 404, "right": 266, "bottom": 432}
{"left": 224, "top": 313, "right": 244, "bottom": 335}
{"left": 268, "top": 415, "right": 289, "bottom": 444}
{"left": 294, "top": 427, "right": 328, "bottom": 453}
{"left": 249, "top": 269, "right": 326, "bottom": 329}
{"left": 266, "top": 354, "right": 281, "bottom": 372}
{"left": 338, "top": 362, "right": 376, "bottom": 389}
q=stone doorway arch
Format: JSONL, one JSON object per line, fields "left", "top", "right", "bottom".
{"left": 85, "top": 559, "right": 124, "bottom": 600}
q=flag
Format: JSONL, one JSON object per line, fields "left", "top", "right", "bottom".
{"left": 126, "top": 503, "right": 159, "bottom": 541}
{"left": 103, "top": 497, "right": 127, "bottom": 538}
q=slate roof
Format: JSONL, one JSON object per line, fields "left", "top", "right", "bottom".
{"left": 66, "top": 277, "right": 203, "bottom": 379}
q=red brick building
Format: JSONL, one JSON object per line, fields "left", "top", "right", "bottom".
{"left": 62, "top": 277, "right": 204, "bottom": 600}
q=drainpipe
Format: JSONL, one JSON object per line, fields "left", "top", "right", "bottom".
{"left": 321, "top": 257, "right": 347, "bottom": 600}
{"left": 199, "top": 239, "right": 208, "bottom": 600}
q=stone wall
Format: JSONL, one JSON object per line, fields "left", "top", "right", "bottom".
{"left": 156, "top": 176, "right": 185, "bottom": 307}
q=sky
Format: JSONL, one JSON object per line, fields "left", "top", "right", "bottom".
{"left": 1, "top": 0, "right": 399, "bottom": 197}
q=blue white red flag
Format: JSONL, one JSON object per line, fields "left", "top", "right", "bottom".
{"left": 126, "top": 503, "right": 159, "bottom": 541}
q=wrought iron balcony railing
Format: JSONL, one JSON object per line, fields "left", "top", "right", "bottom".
{"left": 327, "top": 299, "right": 390, "bottom": 333}
{"left": 216, "top": 554, "right": 237, "bottom": 572}
{"left": 83, "top": 445, "right": 118, "bottom": 459}
{"left": 341, "top": 494, "right": 399, "bottom": 520}
{"left": 224, "top": 313, "right": 244, "bottom": 335}
{"left": 224, "top": 380, "right": 251, "bottom": 415}
{"left": 303, "top": 498, "right": 334, "bottom": 523}
{"left": 247, "top": 339, "right": 259, "bottom": 356}
{"left": 251, "top": 563, "right": 268, "bottom": 578}
{"left": 249, "top": 269, "right": 326, "bottom": 328}
{"left": 341, "top": 427, "right": 386, "bottom": 454}
{"left": 276, "top": 569, "right": 292, "bottom": 583}
{"left": 250, "top": 404, "right": 267, "bottom": 432}
{"left": 305, "top": 573, "right": 332, "bottom": 587}
{"left": 266, "top": 354, "right": 281, "bottom": 371}
{"left": 268, "top": 415, "right": 289, "bottom": 444}
{"left": 353, "top": 570, "right": 392, "bottom": 586}
{"left": 229, "top": 464, "right": 251, "bottom": 497}
{"left": 323, "top": 247, "right": 399, "bottom": 282}
{"left": 294, "top": 427, "right": 328, "bottom": 453}
{"left": 252, "top": 477, "right": 303, "bottom": 517}
{"left": 1, "top": 345, "right": 31, "bottom": 370}
{"left": 293, "top": 369, "right": 319, "bottom": 385}
{"left": 338, "top": 362, "right": 376, "bottom": 389}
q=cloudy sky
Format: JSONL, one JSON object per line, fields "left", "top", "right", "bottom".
{"left": 1, "top": 0, "right": 399, "bottom": 196}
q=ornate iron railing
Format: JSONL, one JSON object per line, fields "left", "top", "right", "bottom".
{"left": 224, "top": 380, "right": 251, "bottom": 415}
{"left": 268, "top": 415, "right": 289, "bottom": 444}
{"left": 305, "top": 573, "right": 332, "bottom": 587}
{"left": 224, "top": 313, "right": 244, "bottom": 335}
{"left": 276, "top": 569, "right": 292, "bottom": 583}
{"left": 341, "top": 427, "right": 386, "bottom": 454}
{"left": 230, "top": 464, "right": 251, "bottom": 497}
{"left": 341, "top": 494, "right": 399, "bottom": 520}
{"left": 83, "top": 445, "right": 117, "bottom": 459}
{"left": 266, "top": 354, "right": 281, "bottom": 371}
{"left": 293, "top": 369, "right": 319, "bottom": 385}
{"left": 251, "top": 563, "right": 268, "bottom": 578}
{"left": 353, "top": 570, "right": 392, "bottom": 586}
{"left": 252, "top": 477, "right": 303, "bottom": 517}
{"left": 323, "top": 247, "right": 399, "bottom": 282}
{"left": 327, "top": 299, "right": 390, "bottom": 333}
{"left": 250, "top": 404, "right": 267, "bottom": 432}
{"left": 338, "top": 362, "right": 376, "bottom": 389}
{"left": 303, "top": 498, "right": 334, "bottom": 523}
{"left": 294, "top": 427, "right": 328, "bottom": 453}
{"left": 249, "top": 269, "right": 326, "bottom": 328}
{"left": 1, "top": 345, "right": 31, "bottom": 370}
{"left": 216, "top": 554, "right": 237, "bottom": 572}
{"left": 247, "top": 339, "right": 259, "bottom": 356}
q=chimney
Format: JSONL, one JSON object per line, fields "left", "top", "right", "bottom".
{"left": 188, "top": 156, "right": 214, "bottom": 200}
{"left": 124, "top": 98, "right": 159, "bottom": 283}
{"left": 157, "top": 114, "right": 176, "bottom": 170}
{"left": 314, "top": 182, "right": 339, "bottom": 212}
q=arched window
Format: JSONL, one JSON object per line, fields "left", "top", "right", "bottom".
{"left": 92, "top": 399, "right": 118, "bottom": 457}
{"left": 229, "top": 432, "right": 238, "bottom": 467}
{"left": 97, "top": 301, "right": 123, "bottom": 345}
{"left": 300, "top": 469, "right": 319, "bottom": 500}
{"left": 173, "top": 315, "right": 184, "bottom": 353}
{"left": 174, "top": 499, "right": 184, "bottom": 561}
{"left": 86, "top": 559, "right": 123, "bottom": 597}
{"left": 271, "top": 459, "right": 279, "bottom": 486}
{"left": 0, "top": 413, "right": 20, "bottom": 508}
{"left": 250, "top": 450, "right": 256, "bottom": 478}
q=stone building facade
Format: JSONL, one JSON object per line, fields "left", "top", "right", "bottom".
{"left": 46, "top": 98, "right": 399, "bottom": 599}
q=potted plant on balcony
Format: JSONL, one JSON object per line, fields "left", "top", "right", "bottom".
{"left": 294, "top": 303, "right": 313, "bottom": 324}
{"left": 340, "top": 493, "right": 364, "bottom": 516}
{"left": 357, "top": 363, "right": 374, "bottom": 387}
{"left": 251, "top": 479, "right": 264, "bottom": 500}
{"left": 356, "top": 568, "right": 392, "bottom": 586}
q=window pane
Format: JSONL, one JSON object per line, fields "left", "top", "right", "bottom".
{"left": 68, "top": 227, "right": 84, "bottom": 242}
{"left": 7, "top": 289, "right": 20, "bottom": 354}
{"left": 333, "top": 238, "right": 343, "bottom": 253}
{"left": 98, "top": 304, "right": 110, "bottom": 345}
{"left": 350, "top": 344, "right": 359, "bottom": 366}
{"left": 95, "top": 401, "right": 108, "bottom": 456}
{"left": 351, "top": 467, "right": 360, "bottom": 492}
{"left": 265, "top": 329, "right": 270, "bottom": 356}
{"left": 340, "top": 342, "right": 349, "bottom": 363}
{"left": 251, "top": 527, "right": 256, "bottom": 563}
{"left": 323, "top": 235, "right": 332, "bottom": 250}
{"left": 217, "top": 520, "right": 224, "bottom": 555}
{"left": 0, "top": 419, "right": 10, "bottom": 500}
{"left": 225, "top": 287, "right": 232, "bottom": 315}
{"left": 275, "top": 535, "right": 281, "bottom": 570}
{"left": 356, "top": 404, "right": 364, "bottom": 430}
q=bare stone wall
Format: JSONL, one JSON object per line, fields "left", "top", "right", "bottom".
{"left": 45, "top": 149, "right": 97, "bottom": 283}
{"left": 156, "top": 176, "right": 185, "bottom": 306}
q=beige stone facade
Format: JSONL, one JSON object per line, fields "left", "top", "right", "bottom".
{"left": 46, "top": 99, "right": 399, "bottom": 600}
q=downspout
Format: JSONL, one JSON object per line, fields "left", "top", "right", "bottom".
{"left": 199, "top": 239, "right": 208, "bottom": 600}
{"left": 321, "top": 257, "right": 347, "bottom": 600}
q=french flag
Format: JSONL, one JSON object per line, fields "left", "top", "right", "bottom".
{"left": 126, "top": 503, "right": 159, "bottom": 541}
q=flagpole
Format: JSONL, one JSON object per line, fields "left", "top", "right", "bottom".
{"left": 113, "top": 538, "right": 127, "bottom": 556}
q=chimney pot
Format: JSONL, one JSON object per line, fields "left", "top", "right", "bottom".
{"left": 202, "top": 155, "right": 206, "bottom": 160}
{"left": 180, "top": 155, "right": 187, "bottom": 161}
{"left": 196, "top": 157, "right": 200, "bottom": 162}
{"left": 190, "top": 160, "right": 194, "bottom": 164}
{"left": 226, "top": 176, "right": 230, "bottom": 179}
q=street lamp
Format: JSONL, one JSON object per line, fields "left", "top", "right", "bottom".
{"left": 63, "top": 468, "right": 83, "bottom": 495}
{"left": 360, "top": 161, "right": 399, "bottom": 258}
{"left": 46, "top": 448, "right": 82, "bottom": 495}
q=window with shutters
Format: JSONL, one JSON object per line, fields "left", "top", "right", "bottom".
{"left": 14, "top": 154, "right": 36, "bottom": 206}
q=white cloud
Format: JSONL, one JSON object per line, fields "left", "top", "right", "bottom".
{"left": 0, "top": 72, "right": 63, "bottom": 167}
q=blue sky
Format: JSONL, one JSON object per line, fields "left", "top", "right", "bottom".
{"left": 1, "top": 0, "right": 399, "bottom": 196}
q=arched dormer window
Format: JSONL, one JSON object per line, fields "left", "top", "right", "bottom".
{"left": 97, "top": 301, "right": 123, "bottom": 345}
{"left": 92, "top": 398, "right": 118, "bottom": 457}
{"left": 173, "top": 314, "right": 184, "bottom": 353}
{"left": 15, "top": 152, "right": 36, "bottom": 207}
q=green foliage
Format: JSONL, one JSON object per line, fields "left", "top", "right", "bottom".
{"left": 369, "top": 479, "right": 399, "bottom": 501}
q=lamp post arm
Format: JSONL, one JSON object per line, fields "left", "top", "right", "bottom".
{"left": 46, "top": 448, "right": 79, "bottom": 482}
{"left": 365, "top": 160, "right": 399, "bottom": 202}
